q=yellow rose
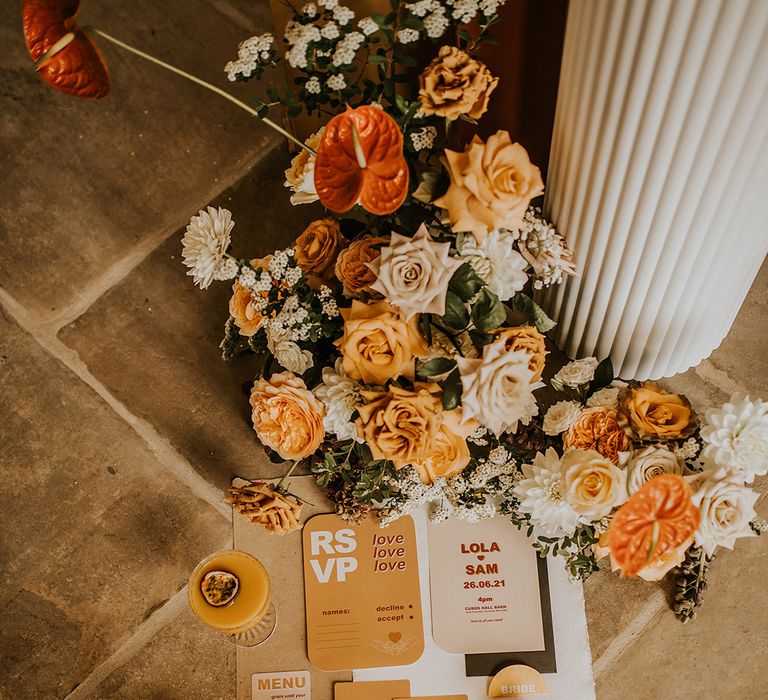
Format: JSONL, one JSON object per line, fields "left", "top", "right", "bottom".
{"left": 294, "top": 218, "right": 347, "bottom": 281}
{"left": 334, "top": 235, "right": 389, "bottom": 297}
{"left": 494, "top": 325, "right": 547, "bottom": 382}
{"left": 356, "top": 383, "right": 473, "bottom": 484}
{"left": 335, "top": 300, "right": 428, "bottom": 385}
{"left": 250, "top": 371, "right": 325, "bottom": 460}
{"left": 561, "top": 449, "right": 628, "bottom": 520}
{"left": 434, "top": 131, "right": 544, "bottom": 242}
{"left": 229, "top": 282, "right": 263, "bottom": 336}
{"left": 356, "top": 385, "right": 440, "bottom": 469}
{"left": 415, "top": 405, "right": 476, "bottom": 485}
{"left": 618, "top": 384, "right": 696, "bottom": 441}
{"left": 418, "top": 45, "right": 498, "bottom": 121}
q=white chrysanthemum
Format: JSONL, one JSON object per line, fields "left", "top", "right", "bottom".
{"left": 514, "top": 447, "right": 583, "bottom": 537}
{"left": 314, "top": 359, "right": 363, "bottom": 442}
{"left": 181, "top": 207, "right": 235, "bottom": 289}
{"left": 457, "top": 340, "right": 543, "bottom": 436}
{"left": 543, "top": 400, "right": 581, "bottom": 436}
{"left": 690, "top": 471, "right": 759, "bottom": 556}
{"left": 553, "top": 357, "right": 599, "bottom": 388}
{"left": 456, "top": 230, "right": 528, "bottom": 301}
{"left": 700, "top": 395, "right": 768, "bottom": 483}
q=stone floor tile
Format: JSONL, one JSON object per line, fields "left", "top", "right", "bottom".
{"left": 0, "top": 0, "right": 279, "bottom": 318}
{"left": 708, "top": 258, "right": 768, "bottom": 398}
{"left": 595, "top": 510, "right": 768, "bottom": 700}
{"left": 0, "top": 315, "right": 229, "bottom": 699}
{"left": 93, "top": 606, "right": 236, "bottom": 700}
{"left": 59, "top": 146, "right": 322, "bottom": 490}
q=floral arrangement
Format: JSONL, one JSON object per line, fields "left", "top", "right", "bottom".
{"left": 23, "top": 0, "right": 765, "bottom": 623}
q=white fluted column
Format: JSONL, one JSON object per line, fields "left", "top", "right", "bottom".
{"left": 538, "top": 0, "right": 768, "bottom": 379}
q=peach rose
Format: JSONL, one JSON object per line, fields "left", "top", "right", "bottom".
{"left": 563, "top": 406, "right": 632, "bottom": 465}
{"left": 334, "top": 235, "right": 389, "bottom": 297}
{"left": 294, "top": 218, "right": 347, "bottom": 281}
{"left": 434, "top": 131, "right": 544, "bottom": 242}
{"left": 229, "top": 282, "right": 263, "bottom": 336}
{"left": 561, "top": 449, "right": 628, "bottom": 520}
{"left": 618, "top": 384, "right": 696, "bottom": 441}
{"left": 416, "top": 407, "right": 476, "bottom": 484}
{"left": 335, "top": 300, "right": 428, "bottom": 385}
{"left": 494, "top": 325, "right": 547, "bottom": 382}
{"left": 418, "top": 46, "right": 498, "bottom": 121}
{"left": 250, "top": 371, "right": 325, "bottom": 460}
{"left": 356, "top": 385, "right": 440, "bottom": 469}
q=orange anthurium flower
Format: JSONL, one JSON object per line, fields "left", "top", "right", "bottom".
{"left": 314, "top": 105, "right": 409, "bottom": 216}
{"left": 23, "top": 0, "right": 110, "bottom": 98}
{"left": 608, "top": 473, "right": 699, "bottom": 577}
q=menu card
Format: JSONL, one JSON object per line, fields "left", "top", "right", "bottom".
{"left": 303, "top": 513, "right": 424, "bottom": 670}
{"left": 427, "top": 516, "right": 546, "bottom": 655}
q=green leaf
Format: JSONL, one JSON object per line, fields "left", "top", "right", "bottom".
{"left": 589, "top": 356, "right": 615, "bottom": 393}
{"left": 417, "top": 357, "right": 456, "bottom": 378}
{"left": 441, "top": 291, "right": 469, "bottom": 330}
{"left": 449, "top": 263, "right": 486, "bottom": 301}
{"left": 457, "top": 29, "right": 473, "bottom": 42}
{"left": 440, "top": 370, "right": 462, "bottom": 410}
{"left": 511, "top": 293, "right": 557, "bottom": 333}
{"left": 470, "top": 288, "right": 506, "bottom": 331}
{"left": 395, "top": 94, "right": 408, "bottom": 114}
{"left": 368, "top": 54, "right": 387, "bottom": 65}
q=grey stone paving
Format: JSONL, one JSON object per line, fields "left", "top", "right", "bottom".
{"left": 1, "top": 1, "right": 766, "bottom": 698}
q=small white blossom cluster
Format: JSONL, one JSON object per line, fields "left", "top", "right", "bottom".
{"left": 397, "top": 28, "right": 421, "bottom": 44}
{"left": 673, "top": 437, "right": 702, "bottom": 461}
{"left": 318, "top": 285, "right": 340, "bottom": 318}
{"left": 358, "top": 16, "right": 379, "bottom": 35}
{"left": 332, "top": 30, "right": 365, "bottom": 65}
{"left": 326, "top": 73, "right": 347, "bottom": 90}
{"left": 444, "top": 0, "right": 506, "bottom": 23}
{"left": 510, "top": 207, "right": 576, "bottom": 289}
{"left": 380, "top": 451, "right": 518, "bottom": 526}
{"left": 224, "top": 33, "right": 276, "bottom": 82}
{"left": 410, "top": 126, "right": 437, "bottom": 151}
{"left": 285, "top": 20, "right": 322, "bottom": 69}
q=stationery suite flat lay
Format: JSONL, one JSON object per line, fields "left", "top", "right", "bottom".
{"left": 189, "top": 477, "right": 594, "bottom": 700}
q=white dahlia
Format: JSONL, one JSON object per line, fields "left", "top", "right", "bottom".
{"left": 314, "top": 359, "right": 363, "bottom": 442}
{"left": 701, "top": 395, "right": 768, "bottom": 483}
{"left": 181, "top": 207, "right": 236, "bottom": 289}
{"left": 456, "top": 229, "right": 528, "bottom": 301}
{"left": 514, "top": 447, "right": 583, "bottom": 538}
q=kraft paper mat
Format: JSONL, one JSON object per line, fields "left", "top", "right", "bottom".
{"left": 233, "top": 475, "right": 352, "bottom": 700}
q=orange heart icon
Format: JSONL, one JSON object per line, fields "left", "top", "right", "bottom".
{"left": 388, "top": 632, "right": 402, "bottom": 643}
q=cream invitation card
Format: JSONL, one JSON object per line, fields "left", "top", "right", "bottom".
{"left": 427, "top": 516, "right": 545, "bottom": 654}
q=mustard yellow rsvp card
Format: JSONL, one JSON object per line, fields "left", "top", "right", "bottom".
{"left": 427, "top": 516, "right": 545, "bottom": 654}
{"left": 335, "top": 679, "right": 411, "bottom": 700}
{"left": 303, "top": 513, "right": 424, "bottom": 670}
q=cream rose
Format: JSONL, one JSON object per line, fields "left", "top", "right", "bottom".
{"left": 627, "top": 445, "right": 685, "bottom": 495}
{"left": 543, "top": 400, "right": 582, "bottom": 436}
{"left": 434, "top": 131, "right": 544, "bottom": 242}
{"left": 284, "top": 127, "right": 324, "bottom": 205}
{"left": 553, "top": 357, "right": 598, "bottom": 388}
{"left": 561, "top": 449, "right": 628, "bottom": 520}
{"left": 457, "top": 339, "right": 544, "bottom": 436}
{"left": 690, "top": 471, "right": 758, "bottom": 556}
{"left": 335, "top": 300, "right": 428, "bottom": 385}
{"left": 418, "top": 45, "right": 498, "bottom": 121}
{"left": 250, "top": 371, "right": 325, "bottom": 460}
{"left": 368, "top": 225, "right": 463, "bottom": 319}
{"left": 334, "top": 235, "right": 389, "bottom": 297}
